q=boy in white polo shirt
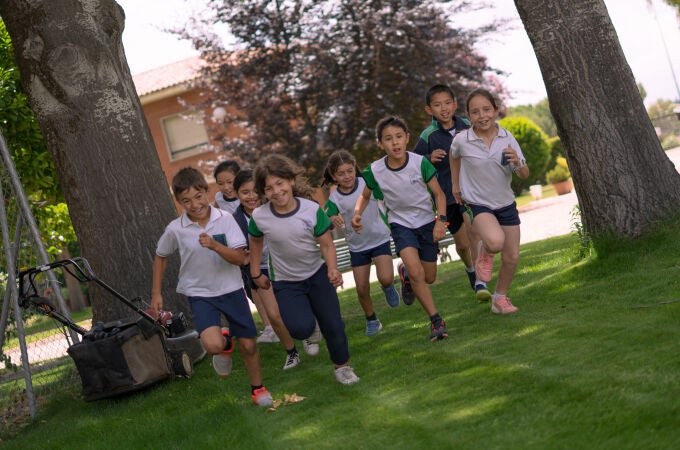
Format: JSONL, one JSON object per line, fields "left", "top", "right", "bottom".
{"left": 151, "top": 167, "right": 273, "bottom": 406}
{"left": 352, "top": 115, "right": 449, "bottom": 342}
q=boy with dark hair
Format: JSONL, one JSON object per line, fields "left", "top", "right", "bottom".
{"left": 412, "top": 84, "right": 491, "bottom": 302}
{"left": 151, "top": 167, "right": 273, "bottom": 406}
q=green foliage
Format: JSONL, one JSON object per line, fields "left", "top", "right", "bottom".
{"left": 498, "top": 116, "right": 551, "bottom": 194}
{"left": 505, "top": 98, "right": 557, "bottom": 137}
{"left": 570, "top": 204, "right": 592, "bottom": 259}
{"left": 648, "top": 98, "right": 680, "bottom": 145}
{"left": 546, "top": 156, "right": 571, "bottom": 183}
{"left": 661, "top": 133, "right": 680, "bottom": 150}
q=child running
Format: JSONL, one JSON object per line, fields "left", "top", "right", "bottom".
{"left": 413, "top": 84, "right": 490, "bottom": 301}
{"left": 232, "top": 169, "right": 305, "bottom": 370}
{"left": 213, "top": 160, "right": 241, "bottom": 214}
{"left": 248, "top": 154, "right": 360, "bottom": 385}
{"left": 450, "top": 88, "right": 530, "bottom": 314}
{"left": 151, "top": 167, "right": 273, "bottom": 406}
{"left": 352, "top": 116, "right": 449, "bottom": 341}
{"left": 322, "top": 150, "right": 400, "bottom": 336}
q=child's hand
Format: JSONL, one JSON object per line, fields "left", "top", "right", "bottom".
{"left": 330, "top": 215, "right": 345, "bottom": 229}
{"left": 502, "top": 145, "right": 518, "bottom": 166}
{"left": 430, "top": 148, "right": 447, "bottom": 163}
{"left": 433, "top": 220, "right": 447, "bottom": 242}
{"left": 328, "top": 268, "right": 343, "bottom": 288}
{"left": 351, "top": 214, "right": 362, "bottom": 233}
{"left": 198, "top": 232, "right": 216, "bottom": 249}
{"left": 150, "top": 293, "right": 163, "bottom": 313}
{"left": 253, "top": 273, "right": 271, "bottom": 290}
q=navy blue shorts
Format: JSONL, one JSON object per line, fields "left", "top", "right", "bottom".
{"left": 390, "top": 221, "right": 438, "bottom": 262}
{"left": 469, "top": 202, "right": 521, "bottom": 226}
{"left": 446, "top": 203, "right": 466, "bottom": 234}
{"left": 349, "top": 240, "right": 392, "bottom": 267}
{"left": 188, "top": 288, "right": 257, "bottom": 338}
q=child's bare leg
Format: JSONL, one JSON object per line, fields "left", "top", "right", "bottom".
{"left": 495, "top": 225, "right": 521, "bottom": 294}
{"left": 400, "top": 247, "right": 437, "bottom": 316}
{"left": 452, "top": 226, "right": 473, "bottom": 267}
{"left": 238, "top": 337, "right": 263, "bottom": 386}
{"left": 373, "top": 254, "right": 395, "bottom": 288}
{"left": 352, "top": 265, "right": 374, "bottom": 316}
{"left": 250, "top": 290, "right": 271, "bottom": 328}
{"left": 200, "top": 325, "right": 229, "bottom": 354}
{"left": 421, "top": 260, "right": 437, "bottom": 284}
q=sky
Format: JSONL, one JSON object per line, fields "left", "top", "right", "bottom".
{"left": 117, "top": 0, "right": 680, "bottom": 107}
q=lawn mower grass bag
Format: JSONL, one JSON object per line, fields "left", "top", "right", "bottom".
{"left": 67, "top": 316, "right": 173, "bottom": 401}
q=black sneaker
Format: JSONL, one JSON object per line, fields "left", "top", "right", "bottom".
{"left": 398, "top": 262, "right": 415, "bottom": 305}
{"left": 466, "top": 270, "right": 477, "bottom": 290}
{"left": 474, "top": 283, "right": 492, "bottom": 302}
{"left": 429, "top": 319, "right": 448, "bottom": 341}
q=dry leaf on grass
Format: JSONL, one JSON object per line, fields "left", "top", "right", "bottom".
{"left": 265, "top": 393, "right": 306, "bottom": 412}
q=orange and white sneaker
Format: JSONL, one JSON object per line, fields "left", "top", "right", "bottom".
{"left": 212, "top": 328, "right": 234, "bottom": 377}
{"left": 251, "top": 387, "right": 274, "bottom": 406}
{"left": 475, "top": 241, "right": 495, "bottom": 283}
{"left": 491, "top": 295, "right": 518, "bottom": 315}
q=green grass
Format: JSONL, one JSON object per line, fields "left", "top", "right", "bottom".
{"left": 2, "top": 308, "right": 92, "bottom": 349}
{"left": 515, "top": 184, "right": 557, "bottom": 208}
{"left": 2, "top": 227, "right": 680, "bottom": 449}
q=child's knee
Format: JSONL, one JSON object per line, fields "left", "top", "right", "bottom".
{"left": 238, "top": 338, "right": 257, "bottom": 356}
{"left": 355, "top": 284, "right": 370, "bottom": 300}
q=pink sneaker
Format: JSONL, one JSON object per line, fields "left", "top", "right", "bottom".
{"left": 491, "top": 295, "right": 518, "bottom": 315}
{"left": 475, "top": 241, "right": 495, "bottom": 283}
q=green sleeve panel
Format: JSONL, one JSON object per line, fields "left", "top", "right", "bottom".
{"left": 361, "top": 167, "right": 383, "bottom": 200}
{"left": 324, "top": 199, "right": 339, "bottom": 217}
{"left": 314, "top": 207, "right": 332, "bottom": 237}
{"left": 421, "top": 156, "right": 437, "bottom": 183}
{"left": 247, "top": 217, "right": 264, "bottom": 237}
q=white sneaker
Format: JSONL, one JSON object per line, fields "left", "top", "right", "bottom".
{"left": 302, "top": 323, "right": 321, "bottom": 356}
{"left": 334, "top": 366, "right": 360, "bottom": 385}
{"left": 256, "top": 326, "right": 280, "bottom": 344}
{"left": 212, "top": 353, "right": 232, "bottom": 377}
{"left": 283, "top": 352, "right": 300, "bottom": 370}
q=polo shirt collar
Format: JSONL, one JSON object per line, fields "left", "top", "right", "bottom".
{"left": 180, "top": 205, "right": 224, "bottom": 228}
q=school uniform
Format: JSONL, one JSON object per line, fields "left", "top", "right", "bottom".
{"left": 215, "top": 191, "right": 240, "bottom": 214}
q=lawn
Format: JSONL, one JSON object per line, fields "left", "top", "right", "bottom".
{"left": 2, "top": 223, "right": 679, "bottom": 449}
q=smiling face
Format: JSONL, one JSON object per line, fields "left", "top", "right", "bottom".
{"left": 263, "top": 175, "right": 297, "bottom": 213}
{"left": 467, "top": 93, "right": 498, "bottom": 134}
{"left": 236, "top": 180, "right": 260, "bottom": 214}
{"left": 378, "top": 125, "right": 410, "bottom": 165}
{"left": 177, "top": 187, "right": 211, "bottom": 224}
{"left": 425, "top": 91, "right": 456, "bottom": 129}
{"left": 215, "top": 170, "right": 237, "bottom": 199}
{"left": 332, "top": 162, "right": 357, "bottom": 192}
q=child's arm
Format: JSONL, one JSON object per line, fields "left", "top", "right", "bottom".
{"left": 502, "top": 144, "right": 530, "bottom": 179}
{"left": 351, "top": 185, "right": 372, "bottom": 233}
{"left": 198, "top": 233, "right": 250, "bottom": 265}
{"left": 426, "top": 177, "right": 448, "bottom": 242}
{"left": 449, "top": 154, "right": 463, "bottom": 204}
{"left": 317, "top": 230, "right": 343, "bottom": 287}
{"left": 249, "top": 235, "right": 271, "bottom": 289}
{"left": 151, "top": 255, "right": 168, "bottom": 313}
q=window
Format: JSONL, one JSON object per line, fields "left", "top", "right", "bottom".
{"left": 162, "top": 112, "right": 209, "bottom": 160}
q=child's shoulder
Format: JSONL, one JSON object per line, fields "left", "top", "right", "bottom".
{"left": 418, "top": 119, "right": 440, "bottom": 142}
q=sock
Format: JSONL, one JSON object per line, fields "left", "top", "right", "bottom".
{"left": 429, "top": 312, "right": 442, "bottom": 326}
{"left": 465, "top": 266, "right": 475, "bottom": 273}
{"left": 475, "top": 280, "right": 487, "bottom": 287}
{"left": 223, "top": 335, "right": 233, "bottom": 352}
{"left": 286, "top": 346, "right": 298, "bottom": 356}
{"left": 251, "top": 384, "right": 263, "bottom": 394}
{"left": 366, "top": 313, "right": 377, "bottom": 321}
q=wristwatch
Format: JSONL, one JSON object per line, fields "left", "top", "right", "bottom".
{"left": 436, "top": 215, "right": 448, "bottom": 223}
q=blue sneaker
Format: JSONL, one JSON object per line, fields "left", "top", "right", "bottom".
{"left": 398, "top": 263, "right": 415, "bottom": 306}
{"left": 382, "top": 284, "right": 400, "bottom": 308}
{"left": 365, "top": 319, "right": 383, "bottom": 336}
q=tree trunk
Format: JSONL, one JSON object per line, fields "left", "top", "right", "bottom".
{"left": 515, "top": 0, "right": 680, "bottom": 239}
{"left": 61, "top": 246, "right": 87, "bottom": 312}
{"left": 0, "top": 0, "right": 187, "bottom": 321}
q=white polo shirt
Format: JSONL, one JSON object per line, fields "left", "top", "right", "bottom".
{"left": 156, "top": 206, "right": 246, "bottom": 297}
{"left": 324, "top": 177, "right": 390, "bottom": 252}
{"left": 362, "top": 152, "right": 437, "bottom": 229}
{"left": 215, "top": 192, "right": 240, "bottom": 214}
{"left": 248, "top": 198, "right": 331, "bottom": 282}
{"left": 450, "top": 124, "right": 525, "bottom": 210}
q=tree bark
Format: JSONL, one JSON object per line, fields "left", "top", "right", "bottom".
{"left": 0, "top": 0, "right": 187, "bottom": 321}
{"left": 515, "top": 0, "right": 680, "bottom": 239}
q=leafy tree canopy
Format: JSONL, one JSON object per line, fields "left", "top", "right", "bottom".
{"left": 176, "top": 0, "right": 507, "bottom": 180}
{"left": 506, "top": 98, "right": 557, "bottom": 138}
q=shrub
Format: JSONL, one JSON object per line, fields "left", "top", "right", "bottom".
{"left": 546, "top": 157, "right": 571, "bottom": 183}
{"left": 498, "top": 116, "right": 551, "bottom": 195}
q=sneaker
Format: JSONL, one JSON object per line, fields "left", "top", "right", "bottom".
{"left": 212, "top": 328, "right": 233, "bottom": 377}
{"left": 365, "top": 319, "right": 383, "bottom": 336}
{"left": 334, "top": 366, "right": 360, "bottom": 385}
{"left": 491, "top": 295, "right": 519, "bottom": 315}
{"left": 302, "top": 323, "right": 321, "bottom": 356}
{"left": 251, "top": 387, "right": 274, "bottom": 407}
{"left": 283, "top": 351, "right": 300, "bottom": 370}
{"left": 397, "top": 262, "right": 415, "bottom": 305}
{"left": 256, "top": 326, "right": 280, "bottom": 344}
{"left": 466, "top": 270, "right": 477, "bottom": 290}
{"left": 475, "top": 241, "right": 495, "bottom": 283}
{"left": 474, "top": 283, "right": 492, "bottom": 302}
{"left": 429, "top": 319, "right": 448, "bottom": 341}
{"left": 383, "top": 284, "right": 400, "bottom": 308}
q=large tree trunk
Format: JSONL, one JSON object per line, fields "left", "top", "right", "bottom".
{"left": 0, "top": 0, "right": 187, "bottom": 321}
{"left": 515, "top": 0, "right": 680, "bottom": 239}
